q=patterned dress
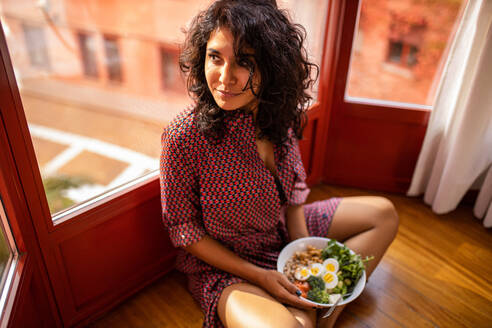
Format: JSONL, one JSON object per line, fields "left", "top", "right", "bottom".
{"left": 160, "top": 107, "right": 341, "bottom": 327}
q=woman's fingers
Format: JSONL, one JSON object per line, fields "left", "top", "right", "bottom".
{"left": 275, "top": 272, "right": 319, "bottom": 309}
{"left": 258, "top": 270, "right": 320, "bottom": 309}
{"left": 277, "top": 287, "right": 316, "bottom": 309}
{"left": 278, "top": 273, "right": 298, "bottom": 295}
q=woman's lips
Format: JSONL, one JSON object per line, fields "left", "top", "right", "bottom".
{"left": 216, "top": 89, "right": 242, "bottom": 98}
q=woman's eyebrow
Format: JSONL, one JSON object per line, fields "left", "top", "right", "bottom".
{"left": 207, "top": 48, "right": 254, "bottom": 57}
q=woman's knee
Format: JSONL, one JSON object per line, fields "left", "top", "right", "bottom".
{"left": 372, "top": 197, "right": 399, "bottom": 236}
{"left": 218, "top": 283, "right": 302, "bottom": 328}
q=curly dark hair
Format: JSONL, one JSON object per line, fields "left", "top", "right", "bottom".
{"left": 179, "top": 0, "right": 319, "bottom": 146}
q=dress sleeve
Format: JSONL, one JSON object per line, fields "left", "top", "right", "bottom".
{"left": 286, "top": 135, "right": 311, "bottom": 206}
{"left": 160, "top": 128, "right": 205, "bottom": 248}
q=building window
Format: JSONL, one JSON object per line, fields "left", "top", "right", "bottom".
{"left": 386, "top": 12, "right": 426, "bottom": 69}
{"left": 387, "top": 40, "right": 419, "bottom": 68}
{"left": 388, "top": 41, "right": 403, "bottom": 63}
{"left": 160, "top": 48, "right": 177, "bottom": 89}
{"left": 22, "top": 24, "right": 51, "bottom": 70}
{"left": 103, "top": 35, "right": 122, "bottom": 82}
{"left": 407, "top": 45, "right": 418, "bottom": 67}
{"left": 77, "top": 32, "right": 99, "bottom": 78}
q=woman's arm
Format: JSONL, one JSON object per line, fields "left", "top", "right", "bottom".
{"left": 286, "top": 204, "right": 310, "bottom": 241}
{"left": 185, "top": 235, "right": 315, "bottom": 309}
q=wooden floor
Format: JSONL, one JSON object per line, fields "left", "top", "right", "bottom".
{"left": 88, "top": 184, "right": 492, "bottom": 328}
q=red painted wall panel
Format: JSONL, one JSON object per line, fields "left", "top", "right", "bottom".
{"left": 8, "top": 257, "right": 59, "bottom": 328}
{"left": 59, "top": 197, "right": 174, "bottom": 309}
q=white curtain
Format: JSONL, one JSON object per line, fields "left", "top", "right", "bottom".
{"left": 407, "top": 0, "right": 492, "bottom": 227}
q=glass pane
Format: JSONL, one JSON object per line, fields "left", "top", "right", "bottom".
{"left": 346, "top": 0, "right": 467, "bottom": 106}
{"left": 0, "top": 215, "right": 10, "bottom": 282}
{"left": 103, "top": 35, "right": 122, "bottom": 83}
{"left": 0, "top": 0, "right": 326, "bottom": 218}
{"left": 0, "top": 197, "right": 18, "bottom": 312}
{"left": 278, "top": 0, "right": 329, "bottom": 101}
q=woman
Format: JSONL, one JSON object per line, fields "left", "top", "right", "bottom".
{"left": 159, "top": 1, "right": 399, "bottom": 327}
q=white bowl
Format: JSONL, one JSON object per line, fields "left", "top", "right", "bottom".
{"left": 277, "top": 237, "right": 366, "bottom": 307}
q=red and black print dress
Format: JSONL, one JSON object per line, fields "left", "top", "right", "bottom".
{"left": 160, "top": 107, "right": 341, "bottom": 327}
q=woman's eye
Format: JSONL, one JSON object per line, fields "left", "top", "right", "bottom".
{"left": 238, "top": 58, "right": 251, "bottom": 67}
{"left": 208, "top": 54, "right": 220, "bottom": 61}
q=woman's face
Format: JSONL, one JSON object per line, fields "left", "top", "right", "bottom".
{"left": 205, "top": 27, "right": 260, "bottom": 111}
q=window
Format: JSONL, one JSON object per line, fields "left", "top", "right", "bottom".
{"left": 407, "top": 45, "right": 418, "bottom": 67}
{"left": 346, "top": 0, "right": 466, "bottom": 106}
{"left": 22, "top": 24, "right": 51, "bottom": 70}
{"left": 387, "top": 41, "right": 419, "bottom": 68}
{"left": 388, "top": 41, "right": 403, "bottom": 63}
{"left": 77, "top": 32, "right": 99, "bottom": 78}
{"left": 160, "top": 48, "right": 177, "bottom": 90}
{"left": 0, "top": 0, "right": 327, "bottom": 219}
{"left": 103, "top": 35, "right": 122, "bottom": 82}
{"left": 386, "top": 12, "right": 425, "bottom": 69}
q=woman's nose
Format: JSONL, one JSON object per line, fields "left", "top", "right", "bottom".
{"left": 219, "top": 63, "right": 236, "bottom": 85}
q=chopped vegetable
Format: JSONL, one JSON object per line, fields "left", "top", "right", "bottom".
{"left": 307, "top": 288, "right": 330, "bottom": 303}
{"left": 307, "top": 275, "right": 325, "bottom": 291}
{"left": 294, "top": 281, "right": 310, "bottom": 298}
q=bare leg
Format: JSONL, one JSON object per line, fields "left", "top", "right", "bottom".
{"left": 317, "top": 196, "right": 399, "bottom": 328}
{"left": 286, "top": 305, "right": 317, "bottom": 328}
{"left": 218, "top": 283, "right": 317, "bottom": 328}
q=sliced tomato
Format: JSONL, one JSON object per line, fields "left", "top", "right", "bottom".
{"left": 294, "top": 281, "right": 310, "bottom": 298}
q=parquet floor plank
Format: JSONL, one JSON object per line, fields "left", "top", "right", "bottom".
{"left": 373, "top": 261, "right": 467, "bottom": 328}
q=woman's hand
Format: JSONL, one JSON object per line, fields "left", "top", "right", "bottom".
{"left": 185, "top": 236, "right": 317, "bottom": 309}
{"left": 256, "top": 269, "right": 318, "bottom": 310}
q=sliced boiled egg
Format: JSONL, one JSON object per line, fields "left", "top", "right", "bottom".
{"left": 322, "top": 258, "right": 339, "bottom": 273}
{"left": 309, "top": 263, "right": 324, "bottom": 277}
{"left": 295, "top": 267, "right": 311, "bottom": 281}
{"left": 322, "top": 271, "right": 339, "bottom": 289}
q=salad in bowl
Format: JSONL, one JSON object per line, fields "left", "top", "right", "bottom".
{"left": 277, "top": 237, "right": 372, "bottom": 307}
